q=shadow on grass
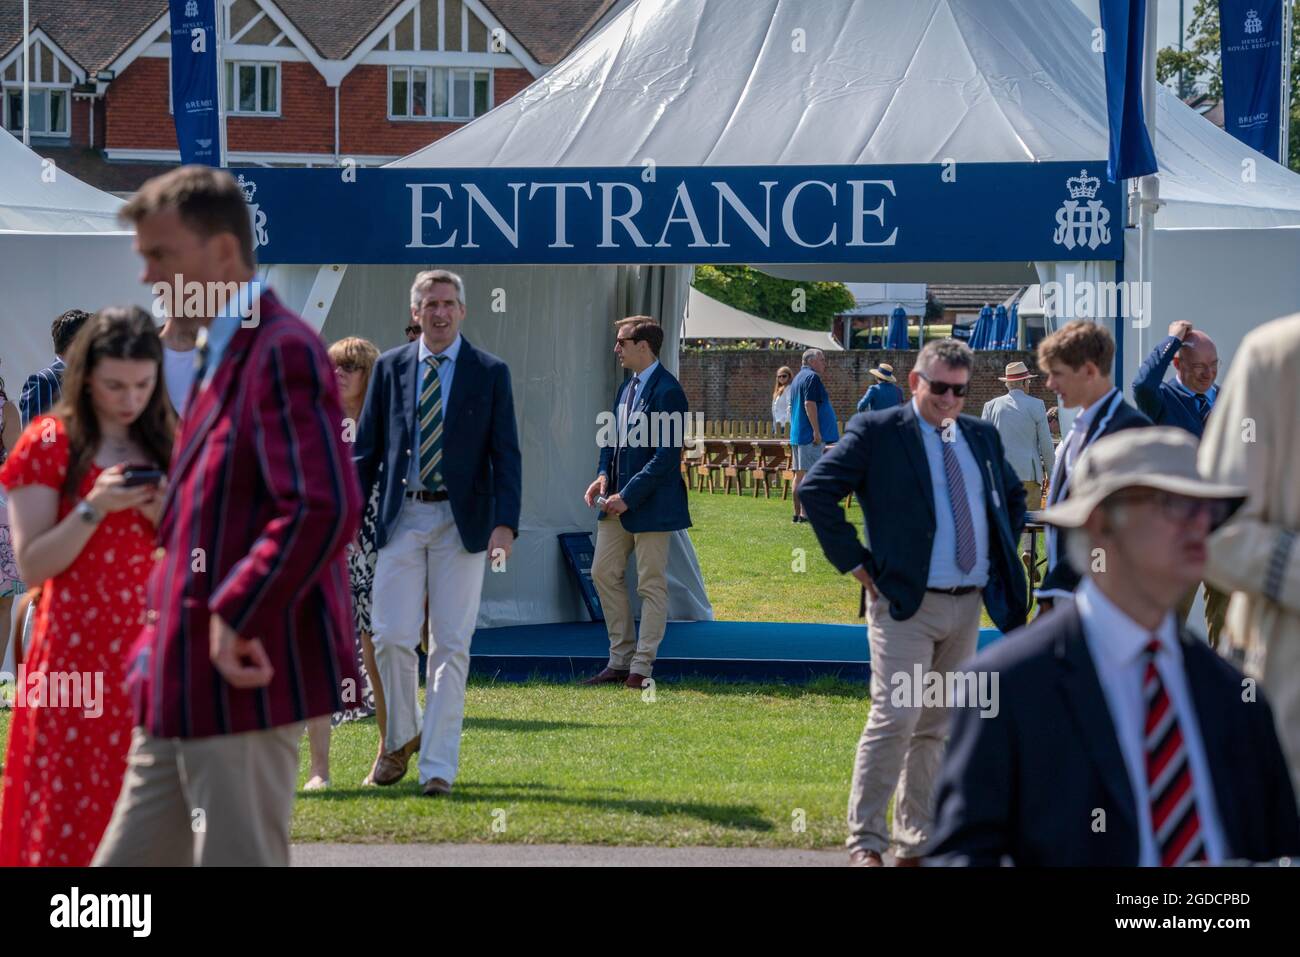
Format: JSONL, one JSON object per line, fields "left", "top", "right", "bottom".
{"left": 300, "top": 785, "right": 773, "bottom": 832}
{"left": 462, "top": 673, "right": 867, "bottom": 700}
{"left": 463, "top": 717, "right": 603, "bottom": 732}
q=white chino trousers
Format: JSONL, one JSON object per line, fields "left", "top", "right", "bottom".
{"left": 371, "top": 499, "right": 485, "bottom": 786}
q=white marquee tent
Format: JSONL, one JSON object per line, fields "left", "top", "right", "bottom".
{"left": 0, "top": 128, "right": 152, "bottom": 396}
{"left": 683, "top": 288, "right": 844, "bottom": 350}
{"left": 267, "top": 0, "right": 1300, "bottom": 626}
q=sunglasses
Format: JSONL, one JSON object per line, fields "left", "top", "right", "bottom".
{"left": 1109, "top": 489, "right": 1235, "bottom": 526}
{"left": 916, "top": 371, "right": 968, "bottom": 397}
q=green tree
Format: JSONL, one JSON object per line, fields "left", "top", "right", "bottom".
{"left": 692, "top": 265, "right": 855, "bottom": 333}
{"left": 1157, "top": 0, "right": 1300, "bottom": 171}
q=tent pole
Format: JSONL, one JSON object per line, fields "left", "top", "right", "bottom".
{"left": 1135, "top": 0, "right": 1160, "bottom": 389}
{"left": 22, "top": 0, "right": 29, "bottom": 146}
{"left": 1283, "top": 0, "right": 1294, "bottom": 167}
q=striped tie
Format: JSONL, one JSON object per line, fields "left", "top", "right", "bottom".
{"left": 1143, "top": 638, "right": 1208, "bottom": 867}
{"left": 938, "top": 430, "right": 976, "bottom": 573}
{"left": 418, "top": 354, "right": 447, "bottom": 491}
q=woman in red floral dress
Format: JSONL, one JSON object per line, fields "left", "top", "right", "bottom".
{"left": 0, "top": 307, "right": 174, "bottom": 866}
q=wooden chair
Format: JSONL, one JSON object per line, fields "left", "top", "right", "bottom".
{"left": 751, "top": 443, "right": 788, "bottom": 499}
{"left": 723, "top": 440, "right": 759, "bottom": 495}
{"left": 696, "top": 439, "right": 732, "bottom": 493}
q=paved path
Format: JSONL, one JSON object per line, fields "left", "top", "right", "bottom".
{"left": 292, "top": 843, "right": 849, "bottom": 867}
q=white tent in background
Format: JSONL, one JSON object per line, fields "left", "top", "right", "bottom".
{"left": 0, "top": 127, "right": 150, "bottom": 393}
{"left": 268, "top": 0, "right": 1300, "bottom": 626}
{"left": 684, "top": 288, "right": 843, "bottom": 351}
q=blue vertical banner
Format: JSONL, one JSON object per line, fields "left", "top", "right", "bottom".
{"left": 168, "top": 0, "right": 221, "bottom": 166}
{"left": 1099, "top": 0, "right": 1159, "bottom": 182}
{"left": 1219, "top": 0, "right": 1285, "bottom": 159}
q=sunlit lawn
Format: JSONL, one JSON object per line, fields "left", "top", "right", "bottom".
{"left": 0, "top": 491, "right": 1041, "bottom": 847}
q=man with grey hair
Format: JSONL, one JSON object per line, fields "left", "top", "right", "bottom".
{"left": 787, "top": 348, "right": 837, "bottom": 523}
{"left": 354, "top": 268, "right": 522, "bottom": 796}
{"left": 800, "top": 338, "right": 1028, "bottom": 866}
{"left": 931, "top": 427, "right": 1299, "bottom": 866}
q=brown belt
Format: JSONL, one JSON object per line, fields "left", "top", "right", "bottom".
{"left": 406, "top": 489, "right": 449, "bottom": 503}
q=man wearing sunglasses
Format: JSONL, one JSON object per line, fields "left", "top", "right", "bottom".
{"left": 931, "top": 428, "right": 1299, "bottom": 866}
{"left": 799, "top": 338, "right": 1029, "bottom": 866}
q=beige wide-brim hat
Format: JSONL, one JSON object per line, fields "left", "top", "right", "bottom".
{"left": 869, "top": 363, "right": 896, "bottom": 382}
{"left": 1034, "top": 427, "right": 1247, "bottom": 529}
{"left": 997, "top": 360, "right": 1037, "bottom": 382}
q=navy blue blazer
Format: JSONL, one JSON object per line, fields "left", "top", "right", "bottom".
{"left": 354, "top": 337, "right": 522, "bottom": 554}
{"left": 1132, "top": 334, "right": 1218, "bottom": 438}
{"left": 929, "top": 604, "right": 1300, "bottom": 866}
{"left": 596, "top": 363, "right": 691, "bottom": 534}
{"left": 18, "top": 359, "right": 64, "bottom": 426}
{"left": 857, "top": 381, "right": 904, "bottom": 413}
{"left": 799, "top": 403, "right": 1029, "bottom": 634}
{"left": 1038, "top": 390, "right": 1150, "bottom": 595}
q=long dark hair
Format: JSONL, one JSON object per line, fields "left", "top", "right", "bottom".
{"left": 53, "top": 306, "right": 176, "bottom": 500}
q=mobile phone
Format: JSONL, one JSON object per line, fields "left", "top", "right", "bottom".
{"left": 121, "top": 467, "right": 164, "bottom": 488}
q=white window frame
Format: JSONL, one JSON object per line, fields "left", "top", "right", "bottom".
{"left": 386, "top": 65, "right": 491, "bottom": 122}
{"left": 225, "top": 60, "right": 281, "bottom": 116}
{"left": 3, "top": 82, "right": 71, "bottom": 137}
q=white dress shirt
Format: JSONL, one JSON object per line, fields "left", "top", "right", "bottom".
{"left": 1076, "top": 578, "right": 1228, "bottom": 865}
{"left": 406, "top": 334, "right": 462, "bottom": 490}
{"left": 912, "top": 399, "right": 989, "bottom": 588}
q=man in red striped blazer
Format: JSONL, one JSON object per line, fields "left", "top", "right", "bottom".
{"left": 94, "top": 167, "right": 361, "bottom": 867}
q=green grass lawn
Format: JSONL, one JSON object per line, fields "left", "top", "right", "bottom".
{"left": 0, "top": 492, "right": 1040, "bottom": 848}
{"left": 293, "top": 677, "right": 864, "bottom": 846}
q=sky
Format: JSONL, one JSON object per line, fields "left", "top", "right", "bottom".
{"left": 1071, "top": 0, "right": 1195, "bottom": 51}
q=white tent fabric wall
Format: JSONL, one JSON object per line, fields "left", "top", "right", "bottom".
{"left": 0, "top": 128, "right": 151, "bottom": 393}
{"left": 294, "top": 261, "right": 711, "bottom": 628}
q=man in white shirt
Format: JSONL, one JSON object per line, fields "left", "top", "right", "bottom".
{"left": 931, "top": 427, "right": 1300, "bottom": 866}
{"left": 159, "top": 314, "right": 199, "bottom": 415}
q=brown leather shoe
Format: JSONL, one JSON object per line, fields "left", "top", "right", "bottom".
{"left": 625, "top": 673, "right": 650, "bottom": 689}
{"left": 421, "top": 777, "right": 452, "bottom": 797}
{"left": 849, "top": 848, "right": 883, "bottom": 867}
{"left": 893, "top": 855, "right": 923, "bottom": 867}
{"left": 371, "top": 734, "right": 421, "bottom": 786}
{"left": 580, "top": 668, "right": 630, "bottom": 686}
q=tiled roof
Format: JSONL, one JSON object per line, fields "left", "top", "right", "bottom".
{"left": 0, "top": 0, "right": 166, "bottom": 74}
{"left": 0, "top": 1, "right": 610, "bottom": 72}
{"left": 929, "top": 284, "right": 1024, "bottom": 310}
{"left": 479, "top": 0, "right": 615, "bottom": 65}
{"left": 273, "top": 0, "right": 404, "bottom": 60}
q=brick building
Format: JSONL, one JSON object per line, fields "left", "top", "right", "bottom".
{"left": 0, "top": 0, "right": 614, "bottom": 189}
{"left": 679, "top": 348, "right": 1058, "bottom": 426}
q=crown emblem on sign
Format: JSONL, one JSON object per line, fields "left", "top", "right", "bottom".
{"left": 1245, "top": 9, "right": 1263, "bottom": 33}
{"left": 1067, "top": 169, "right": 1100, "bottom": 200}
{"left": 185, "top": 0, "right": 199, "bottom": 17}
{"left": 236, "top": 174, "right": 257, "bottom": 202}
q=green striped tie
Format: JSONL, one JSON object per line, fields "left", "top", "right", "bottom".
{"left": 418, "top": 354, "right": 446, "bottom": 491}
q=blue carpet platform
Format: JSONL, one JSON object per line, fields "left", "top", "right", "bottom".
{"left": 468, "top": 621, "right": 1003, "bottom": 683}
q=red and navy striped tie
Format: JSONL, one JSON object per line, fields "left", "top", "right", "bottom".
{"left": 1143, "top": 638, "right": 1207, "bottom": 867}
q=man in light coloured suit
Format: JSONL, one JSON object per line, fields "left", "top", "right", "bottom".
{"left": 981, "top": 360, "right": 1055, "bottom": 581}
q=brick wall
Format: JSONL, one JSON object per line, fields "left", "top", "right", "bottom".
{"left": 106, "top": 57, "right": 175, "bottom": 151}
{"left": 105, "top": 59, "right": 537, "bottom": 159}
{"left": 679, "top": 349, "right": 1057, "bottom": 424}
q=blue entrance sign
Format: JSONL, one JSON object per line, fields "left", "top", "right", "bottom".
{"left": 235, "top": 162, "right": 1122, "bottom": 266}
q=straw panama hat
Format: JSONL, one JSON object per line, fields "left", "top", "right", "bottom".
{"left": 1034, "top": 427, "right": 1247, "bottom": 529}
{"left": 868, "top": 363, "right": 896, "bottom": 382}
{"left": 997, "top": 361, "right": 1037, "bottom": 382}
